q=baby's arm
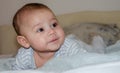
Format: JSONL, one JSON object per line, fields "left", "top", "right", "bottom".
{"left": 12, "top": 47, "right": 36, "bottom": 70}
{"left": 65, "top": 35, "right": 87, "bottom": 56}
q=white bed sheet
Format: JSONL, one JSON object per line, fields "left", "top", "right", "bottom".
{"left": 2, "top": 61, "right": 120, "bottom": 73}
{"left": 63, "top": 61, "right": 120, "bottom": 73}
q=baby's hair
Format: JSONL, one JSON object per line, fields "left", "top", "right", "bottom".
{"left": 13, "top": 3, "right": 52, "bottom": 35}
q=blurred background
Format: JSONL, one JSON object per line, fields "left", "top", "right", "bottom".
{"left": 0, "top": 0, "right": 120, "bottom": 25}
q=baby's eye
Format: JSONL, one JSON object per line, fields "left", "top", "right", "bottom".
{"left": 51, "top": 23, "right": 57, "bottom": 28}
{"left": 37, "top": 28, "right": 44, "bottom": 32}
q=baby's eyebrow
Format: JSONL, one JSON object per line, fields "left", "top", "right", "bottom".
{"left": 51, "top": 17, "right": 57, "bottom": 21}
{"left": 32, "top": 23, "right": 42, "bottom": 30}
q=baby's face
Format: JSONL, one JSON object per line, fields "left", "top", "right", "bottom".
{"left": 19, "top": 9, "right": 65, "bottom": 52}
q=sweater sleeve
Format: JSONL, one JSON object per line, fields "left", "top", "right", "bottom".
{"left": 65, "top": 36, "right": 87, "bottom": 55}
{"left": 12, "top": 47, "right": 36, "bottom": 70}
{"left": 55, "top": 35, "right": 87, "bottom": 57}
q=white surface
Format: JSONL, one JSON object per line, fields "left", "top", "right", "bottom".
{"left": 1, "top": 61, "right": 120, "bottom": 73}
{"left": 63, "top": 61, "right": 120, "bottom": 73}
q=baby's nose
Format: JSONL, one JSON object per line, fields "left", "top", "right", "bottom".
{"left": 48, "top": 28, "right": 55, "bottom": 35}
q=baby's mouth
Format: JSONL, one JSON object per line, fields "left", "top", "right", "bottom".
{"left": 49, "top": 38, "right": 59, "bottom": 43}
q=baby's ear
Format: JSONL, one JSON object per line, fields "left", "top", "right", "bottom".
{"left": 17, "top": 36, "right": 30, "bottom": 48}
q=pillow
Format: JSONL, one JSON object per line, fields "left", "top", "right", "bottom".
{"left": 63, "top": 23, "right": 120, "bottom": 46}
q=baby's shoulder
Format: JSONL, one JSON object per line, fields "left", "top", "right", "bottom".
{"left": 65, "top": 35, "right": 79, "bottom": 45}
{"left": 16, "top": 47, "right": 33, "bottom": 59}
{"left": 13, "top": 47, "right": 35, "bottom": 69}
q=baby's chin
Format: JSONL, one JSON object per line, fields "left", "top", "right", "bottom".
{"left": 39, "top": 48, "right": 59, "bottom": 53}
{"left": 49, "top": 39, "right": 63, "bottom": 48}
{"left": 47, "top": 44, "right": 61, "bottom": 52}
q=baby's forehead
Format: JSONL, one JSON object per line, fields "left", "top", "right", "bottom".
{"left": 17, "top": 8, "right": 54, "bottom": 26}
{"left": 18, "top": 8, "right": 52, "bottom": 20}
{"left": 18, "top": 9, "right": 47, "bottom": 21}
{"left": 19, "top": 8, "right": 46, "bottom": 16}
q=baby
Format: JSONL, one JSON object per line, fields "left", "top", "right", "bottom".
{"left": 12, "top": 3, "right": 87, "bottom": 70}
